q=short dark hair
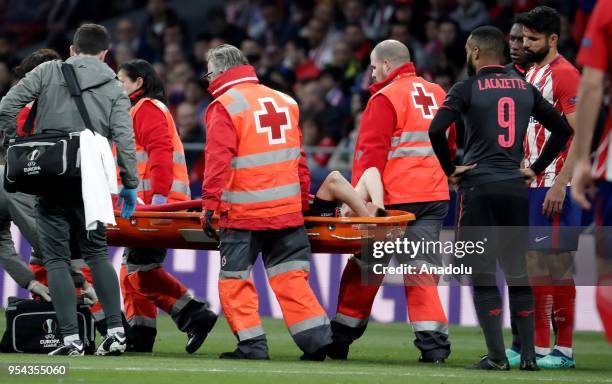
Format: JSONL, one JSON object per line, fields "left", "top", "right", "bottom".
{"left": 73, "top": 23, "right": 110, "bottom": 55}
{"left": 469, "top": 26, "right": 506, "bottom": 60}
{"left": 118, "top": 59, "right": 166, "bottom": 103}
{"left": 14, "top": 48, "right": 60, "bottom": 79}
{"left": 516, "top": 6, "right": 561, "bottom": 37}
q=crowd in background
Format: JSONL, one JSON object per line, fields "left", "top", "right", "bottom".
{"left": 0, "top": 0, "right": 601, "bottom": 195}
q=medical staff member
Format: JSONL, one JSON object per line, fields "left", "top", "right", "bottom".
{"left": 202, "top": 44, "right": 332, "bottom": 361}
{"left": 117, "top": 59, "right": 217, "bottom": 354}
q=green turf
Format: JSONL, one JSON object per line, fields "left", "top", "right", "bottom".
{"left": 0, "top": 313, "right": 610, "bottom": 384}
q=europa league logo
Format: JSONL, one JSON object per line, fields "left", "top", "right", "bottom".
{"left": 42, "top": 318, "right": 57, "bottom": 334}
{"left": 27, "top": 149, "right": 41, "bottom": 162}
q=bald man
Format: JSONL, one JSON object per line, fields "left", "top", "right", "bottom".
{"left": 328, "top": 39, "right": 452, "bottom": 363}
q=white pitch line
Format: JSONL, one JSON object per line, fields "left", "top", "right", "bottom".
{"left": 69, "top": 365, "right": 612, "bottom": 383}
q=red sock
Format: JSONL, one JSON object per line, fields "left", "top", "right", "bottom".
{"left": 596, "top": 274, "right": 612, "bottom": 344}
{"left": 530, "top": 276, "right": 553, "bottom": 351}
{"left": 553, "top": 280, "right": 576, "bottom": 348}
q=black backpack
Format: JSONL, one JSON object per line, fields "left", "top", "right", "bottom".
{"left": 0, "top": 297, "right": 95, "bottom": 354}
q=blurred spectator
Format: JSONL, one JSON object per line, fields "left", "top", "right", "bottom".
{"left": 436, "top": 19, "right": 465, "bottom": 72}
{"left": 301, "top": 110, "right": 324, "bottom": 147}
{"left": 138, "top": 0, "right": 183, "bottom": 62}
{"left": 450, "top": 0, "right": 490, "bottom": 36}
{"left": 163, "top": 21, "right": 190, "bottom": 53}
{"left": 388, "top": 22, "right": 426, "bottom": 71}
{"left": 114, "top": 18, "right": 140, "bottom": 52}
{"left": 183, "top": 79, "right": 210, "bottom": 129}
{"left": 298, "top": 80, "right": 344, "bottom": 142}
{"left": 0, "top": 61, "right": 11, "bottom": 98}
{"left": 0, "top": 31, "right": 19, "bottom": 68}
{"left": 490, "top": 0, "right": 515, "bottom": 33}
{"left": 166, "top": 61, "right": 195, "bottom": 111}
{"left": 328, "top": 111, "right": 361, "bottom": 173}
{"left": 177, "top": 102, "right": 204, "bottom": 145}
{"left": 425, "top": 0, "right": 451, "bottom": 20}
{"left": 328, "top": 40, "right": 361, "bottom": 87}
{"left": 241, "top": 39, "right": 263, "bottom": 69}
{"left": 343, "top": 23, "right": 372, "bottom": 65}
{"left": 206, "top": 4, "right": 247, "bottom": 47}
{"left": 341, "top": 0, "right": 368, "bottom": 31}
{"left": 281, "top": 38, "right": 320, "bottom": 83}
{"left": 558, "top": 14, "right": 578, "bottom": 63}
{"left": 248, "top": 0, "right": 298, "bottom": 49}
{"left": 364, "top": 0, "right": 394, "bottom": 41}
{"left": 163, "top": 42, "right": 185, "bottom": 68}
{"left": 432, "top": 70, "right": 454, "bottom": 92}
{"left": 192, "top": 33, "right": 211, "bottom": 74}
{"left": 114, "top": 43, "right": 136, "bottom": 65}
{"left": 305, "top": 17, "right": 340, "bottom": 69}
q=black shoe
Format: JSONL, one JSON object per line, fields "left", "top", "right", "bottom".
{"left": 520, "top": 358, "right": 540, "bottom": 371}
{"left": 466, "top": 355, "right": 510, "bottom": 370}
{"left": 300, "top": 345, "right": 328, "bottom": 361}
{"left": 419, "top": 356, "right": 446, "bottom": 364}
{"left": 186, "top": 311, "right": 218, "bottom": 354}
{"left": 48, "top": 340, "right": 84, "bottom": 356}
{"left": 129, "top": 325, "right": 156, "bottom": 353}
{"left": 219, "top": 349, "right": 270, "bottom": 360}
{"left": 375, "top": 208, "right": 387, "bottom": 217}
{"left": 326, "top": 342, "right": 349, "bottom": 360}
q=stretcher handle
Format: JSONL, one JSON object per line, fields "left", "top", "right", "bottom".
{"left": 114, "top": 209, "right": 415, "bottom": 225}
{"left": 136, "top": 199, "right": 202, "bottom": 212}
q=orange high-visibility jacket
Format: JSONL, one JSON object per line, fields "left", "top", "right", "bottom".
{"left": 372, "top": 74, "right": 450, "bottom": 205}
{"left": 130, "top": 97, "right": 190, "bottom": 203}
{"left": 212, "top": 83, "right": 303, "bottom": 220}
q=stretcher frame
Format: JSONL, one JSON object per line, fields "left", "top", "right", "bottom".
{"left": 106, "top": 200, "right": 415, "bottom": 254}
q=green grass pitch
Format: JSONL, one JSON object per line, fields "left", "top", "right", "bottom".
{"left": 0, "top": 313, "right": 610, "bottom": 383}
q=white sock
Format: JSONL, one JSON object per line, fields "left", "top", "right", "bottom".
{"left": 107, "top": 326, "right": 124, "bottom": 336}
{"left": 553, "top": 345, "right": 573, "bottom": 358}
{"left": 64, "top": 334, "right": 80, "bottom": 346}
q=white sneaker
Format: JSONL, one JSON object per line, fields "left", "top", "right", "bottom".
{"left": 49, "top": 340, "right": 84, "bottom": 356}
{"left": 95, "top": 332, "right": 127, "bottom": 356}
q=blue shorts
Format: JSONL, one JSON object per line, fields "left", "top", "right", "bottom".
{"left": 596, "top": 181, "right": 612, "bottom": 260}
{"left": 528, "top": 187, "right": 582, "bottom": 251}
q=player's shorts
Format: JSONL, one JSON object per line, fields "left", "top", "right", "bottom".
{"left": 595, "top": 181, "right": 612, "bottom": 261}
{"left": 304, "top": 197, "right": 339, "bottom": 217}
{"left": 458, "top": 178, "right": 530, "bottom": 286}
{"left": 528, "top": 186, "right": 582, "bottom": 251}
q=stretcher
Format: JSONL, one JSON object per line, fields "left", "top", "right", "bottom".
{"left": 106, "top": 200, "right": 415, "bottom": 254}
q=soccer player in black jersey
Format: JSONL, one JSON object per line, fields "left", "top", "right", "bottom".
{"left": 429, "top": 26, "right": 572, "bottom": 371}
{"left": 506, "top": 19, "right": 532, "bottom": 77}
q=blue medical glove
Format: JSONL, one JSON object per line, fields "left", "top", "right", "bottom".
{"left": 118, "top": 188, "right": 138, "bottom": 218}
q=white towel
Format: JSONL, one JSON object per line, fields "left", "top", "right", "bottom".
{"left": 80, "top": 129, "right": 118, "bottom": 230}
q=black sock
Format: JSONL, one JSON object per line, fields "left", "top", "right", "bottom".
{"left": 473, "top": 285, "right": 505, "bottom": 362}
{"left": 509, "top": 286, "right": 535, "bottom": 360}
{"left": 510, "top": 317, "right": 521, "bottom": 351}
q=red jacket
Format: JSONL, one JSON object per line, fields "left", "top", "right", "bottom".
{"left": 203, "top": 65, "right": 310, "bottom": 230}
{"left": 352, "top": 62, "right": 456, "bottom": 187}
{"left": 130, "top": 91, "right": 174, "bottom": 197}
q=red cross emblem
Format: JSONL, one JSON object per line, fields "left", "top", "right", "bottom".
{"left": 254, "top": 97, "right": 291, "bottom": 144}
{"left": 411, "top": 83, "right": 438, "bottom": 119}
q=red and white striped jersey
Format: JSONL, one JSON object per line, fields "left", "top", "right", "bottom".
{"left": 576, "top": 0, "right": 612, "bottom": 183}
{"left": 523, "top": 55, "right": 580, "bottom": 187}
{"left": 592, "top": 123, "right": 612, "bottom": 181}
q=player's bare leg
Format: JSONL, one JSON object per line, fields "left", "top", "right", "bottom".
{"left": 354, "top": 167, "right": 385, "bottom": 209}
{"left": 316, "top": 171, "right": 372, "bottom": 217}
